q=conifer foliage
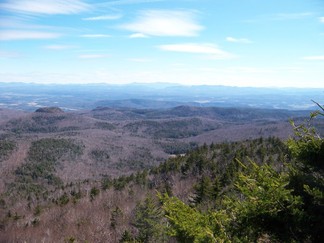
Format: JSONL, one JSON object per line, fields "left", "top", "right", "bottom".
{"left": 161, "top": 102, "right": 324, "bottom": 242}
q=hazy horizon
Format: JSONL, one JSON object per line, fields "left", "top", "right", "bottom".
{"left": 1, "top": 80, "right": 324, "bottom": 89}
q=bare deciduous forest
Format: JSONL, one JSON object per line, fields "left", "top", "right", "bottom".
{"left": 0, "top": 105, "right": 323, "bottom": 242}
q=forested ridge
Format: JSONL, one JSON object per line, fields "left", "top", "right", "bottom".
{"left": 157, "top": 103, "right": 324, "bottom": 242}
{"left": 0, "top": 105, "right": 323, "bottom": 242}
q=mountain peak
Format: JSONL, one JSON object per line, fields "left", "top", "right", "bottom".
{"left": 35, "top": 107, "right": 64, "bottom": 114}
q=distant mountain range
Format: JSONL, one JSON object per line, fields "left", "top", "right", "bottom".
{"left": 0, "top": 82, "right": 322, "bottom": 111}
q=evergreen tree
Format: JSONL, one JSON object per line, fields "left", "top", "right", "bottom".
{"left": 225, "top": 160, "right": 303, "bottom": 242}
{"left": 119, "top": 230, "right": 136, "bottom": 243}
{"left": 161, "top": 102, "right": 324, "bottom": 242}
{"left": 287, "top": 101, "right": 324, "bottom": 241}
{"left": 193, "top": 176, "right": 213, "bottom": 204}
{"left": 133, "top": 195, "right": 165, "bottom": 242}
{"left": 161, "top": 193, "right": 230, "bottom": 242}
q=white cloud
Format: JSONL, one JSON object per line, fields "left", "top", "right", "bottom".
{"left": 44, "top": 45, "right": 75, "bottom": 50}
{"left": 78, "top": 54, "right": 109, "bottom": 59}
{"left": 226, "top": 37, "right": 252, "bottom": 44}
{"left": 303, "top": 56, "right": 324, "bottom": 61}
{"left": 129, "top": 33, "right": 148, "bottom": 38}
{"left": 121, "top": 10, "right": 203, "bottom": 37}
{"left": 97, "top": 0, "right": 164, "bottom": 7}
{"left": 0, "top": 16, "right": 83, "bottom": 34}
{"left": 158, "top": 43, "right": 234, "bottom": 59}
{"left": 83, "top": 14, "right": 122, "bottom": 21}
{"left": 0, "top": 30, "right": 61, "bottom": 40}
{"left": 319, "top": 17, "right": 324, "bottom": 23}
{"left": 80, "top": 34, "right": 111, "bottom": 38}
{"left": 0, "top": 0, "right": 90, "bottom": 15}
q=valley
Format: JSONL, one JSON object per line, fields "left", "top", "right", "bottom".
{"left": 0, "top": 105, "right": 310, "bottom": 181}
{"left": 0, "top": 84, "right": 323, "bottom": 242}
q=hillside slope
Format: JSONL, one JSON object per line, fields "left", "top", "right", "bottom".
{"left": 0, "top": 106, "right": 323, "bottom": 242}
{"left": 0, "top": 137, "right": 290, "bottom": 242}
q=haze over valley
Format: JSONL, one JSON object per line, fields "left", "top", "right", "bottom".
{"left": 0, "top": 82, "right": 322, "bottom": 111}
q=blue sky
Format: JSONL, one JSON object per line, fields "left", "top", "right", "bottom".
{"left": 0, "top": 0, "right": 323, "bottom": 87}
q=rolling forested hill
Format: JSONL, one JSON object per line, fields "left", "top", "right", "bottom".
{"left": 0, "top": 104, "right": 323, "bottom": 242}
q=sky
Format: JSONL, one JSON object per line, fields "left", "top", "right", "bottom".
{"left": 0, "top": 0, "right": 324, "bottom": 88}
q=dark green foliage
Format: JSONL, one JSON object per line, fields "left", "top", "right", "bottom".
{"left": 134, "top": 170, "right": 148, "bottom": 187}
{"left": 12, "top": 138, "right": 83, "bottom": 198}
{"left": 110, "top": 206, "right": 123, "bottom": 229}
{"left": 119, "top": 230, "right": 136, "bottom": 242}
{"left": 161, "top": 160, "right": 304, "bottom": 242}
{"left": 133, "top": 195, "right": 165, "bottom": 242}
{"left": 8, "top": 181, "right": 45, "bottom": 199}
{"left": 113, "top": 176, "right": 129, "bottom": 191}
{"left": 35, "top": 107, "right": 64, "bottom": 113}
{"left": 27, "top": 138, "right": 83, "bottom": 163}
{"left": 90, "top": 149, "right": 110, "bottom": 162}
{"left": 160, "top": 104, "right": 324, "bottom": 242}
{"left": 286, "top": 102, "right": 324, "bottom": 241}
{"left": 0, "top": 198, "right": 6, "bottom": 209}
{"left": 15, "top": 159, "right": 62, "bottom": 185}
{"left": 65, "top": 236, "right": 77, "bottom": 243}
{"left": 101, "top": 177, "right": 112, "bottom": 190}
{"left": 226, "top": 161, "right": 303, "bottom": 242}
{"left": 151, "top": 156, "right": 182, "bottom": 175}
{"left": 288, "top": 122, "right": 324, "bottom": 170}
{"left": 192, "top": 176, "right": 213, "bottom": 204}
{"left": 0, "top": 140, "right": 15, "bottom": 161}
{"left": 70, "top": 189, "right": 82, "bottom": 203}
{"left": 58, "top": 193, "right": 69, "bottom": 206}
{"left": 95, "top": 122, "right": 116, "bottom": 130}
{"left": 161, "top": 193, "right": 229, "bottom": 242}
{"left": 90, "top": 186, "right": 100, "bottom": 200}
{"left": 125, "top": 118, "right": 214, "bottom": 139}
{"left": 160, "top": 141, "right": 198, "bottom": 155}
{"left": 153, "top": 137, "right": 287, "bottom": 180}
{"left": 8, "top": 114, "right": 66, "bottom": 133}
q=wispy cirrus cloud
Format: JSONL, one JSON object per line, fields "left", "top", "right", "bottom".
{"left": 129, "top": 33, "right": 148, "bottom": 38}
{"left": 83, "top": 14, "right": 122, "bottom": 21}
{"left": 0, "top": 30, "right": 61, "bottom": 40}
{"left": 121, "top": 10, "right": 203, "bottom": 37}
{"left": 80, "top": 34, "right": 111, "bottom": 38}
{"left": 303, "top": 55, "right": 324, "bottom": 61}
{"left": 226, "top": 37, "right": 252, "bottom": 44}
{"left": 0, "top": 16, "right": 86, "bottom": 34}
{"left": 0, "top": 0, "right": 91, "bottom": 15}
{"left": 319, "top": 17, "right": 324, "bottom": 23}
{"left": 158, "top": 43, "right": 235, "bottom": 59}
{"left": 97, "top": 0, "right": 165, "bottom": 7}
